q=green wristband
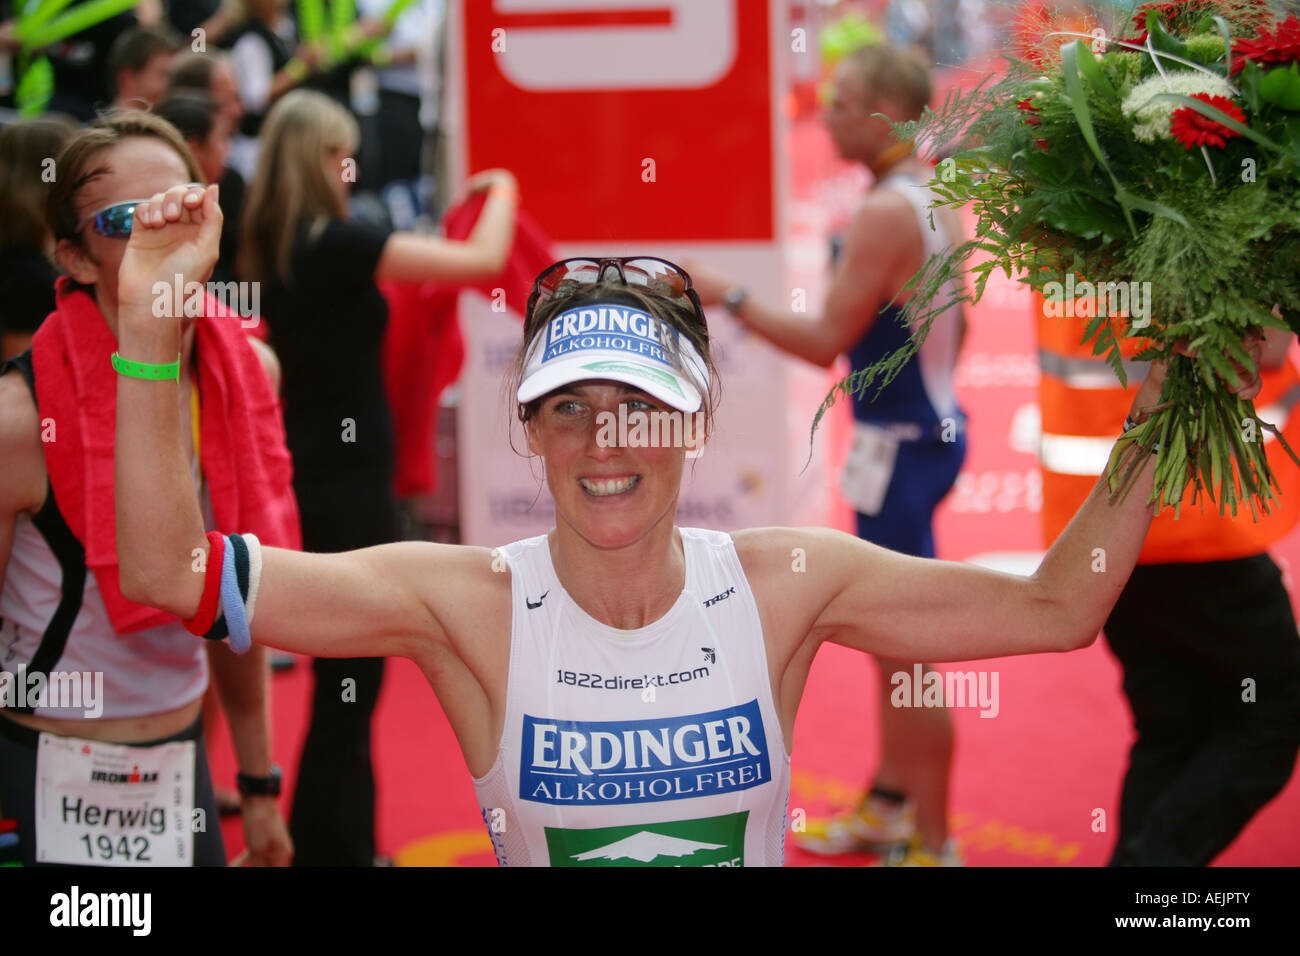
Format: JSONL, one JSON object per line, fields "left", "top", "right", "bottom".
{"left": 112, "top": 352, "right": 181, "bottom": 380}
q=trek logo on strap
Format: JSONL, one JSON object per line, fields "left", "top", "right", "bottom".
{"left": 545, "top": 811, "right": 748, "bottom": 867}
{"left": 520, "top": 700, "right": 770, "bottom": 806}
{"left": 542, "top": 305, "right": 676, "bottom": 366}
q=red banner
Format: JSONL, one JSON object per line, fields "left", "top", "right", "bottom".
{"left": 462, "top": 1, "right": 774, "bottom": 242}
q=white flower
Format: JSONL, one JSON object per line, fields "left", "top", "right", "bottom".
{"left": 1121, "top": 70, "right": 1234, "bottom": 142}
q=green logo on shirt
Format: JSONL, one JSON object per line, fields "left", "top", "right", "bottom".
{"left": 545, "top": 811, "right": 747, "bottom": 867}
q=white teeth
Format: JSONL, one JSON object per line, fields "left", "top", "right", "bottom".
{"left": 579, "top": 475, "right": 640, "bottom": 497}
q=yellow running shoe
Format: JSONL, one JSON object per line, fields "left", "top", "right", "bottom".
{"left": 872, "top": 837, "right": 964, "bottom": 867}
{"left": 793, "top": 798, "right": 916, "bottom": 855}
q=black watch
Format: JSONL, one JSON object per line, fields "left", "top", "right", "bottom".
{"left": 236, "top": 765, "right": 282, "bottom": 798}
{"left": 723, "top": 285, "right": 749, "bottom": 316}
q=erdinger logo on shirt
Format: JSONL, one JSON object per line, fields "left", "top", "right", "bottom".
{"left": 520, "top": 700, "right": 770, "bottom": 806}
{"left": 542, "top": 305, "right": 677, "bottom": 367}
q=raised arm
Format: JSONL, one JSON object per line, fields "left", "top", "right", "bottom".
{"left": 687, "top": 193, "right": 916, "bottom": 368}
{"left": 112, "top": 183, "right": 472, "bottom": 663}
{"left": 745, "top": 355, "right": 1259, "bottom": 663}
{"left": 374, "top": 169, "right": 520, "bottom": 285}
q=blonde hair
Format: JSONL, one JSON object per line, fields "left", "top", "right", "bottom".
{"left": 240, "top": 89, "right": 359, "bottom": 284}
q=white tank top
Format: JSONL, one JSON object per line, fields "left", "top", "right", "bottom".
{"left": 473, "top": 527, "right": 791, "bottom": 867}
{"left": 0, "top": 476, "right": 211, "bottom": 721}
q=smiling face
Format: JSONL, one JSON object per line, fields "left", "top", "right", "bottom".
{"left": 525, "top": 381, "right": 703, "bottom": 551}
{"left": 55, "top": 135, "right": 195, "bottom": 322}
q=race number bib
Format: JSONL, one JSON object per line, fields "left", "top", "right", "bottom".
{"left": 840, "top": 422, "right": 900, "bottom": 516}
{"left": 35, "top": 733, "right": 196, "bottom": 866}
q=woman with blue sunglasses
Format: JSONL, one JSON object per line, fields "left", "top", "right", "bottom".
{"left": 0, "top": 110, "right": 294, "bottom": 867}
{"left": 109, "top": 174, "right": 1265, "bottom": 866}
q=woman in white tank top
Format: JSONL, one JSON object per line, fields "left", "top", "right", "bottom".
{"left": 110, "top": 186, "right": 1263, "bottom": 865}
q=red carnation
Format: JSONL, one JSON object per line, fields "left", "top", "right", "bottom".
{"left": 1130, "top": 1, "right": 1192, "bottom": 29}
{"left": 1017, "top": 98, "right": 1042, "bottom": 126}
{"left": 1169, "top": 93, "right": 1247, "bottom": 148}
{"left": 1230, "top": 14, "right": 1300, "bottom": 76}
{"left": 1131, "top": 0, "right": 1263, "bottom": 31}
{"left": 1125, "top": 0, "right": 1270, "bottom": 50}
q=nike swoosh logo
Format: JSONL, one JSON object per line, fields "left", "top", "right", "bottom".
{"left": 526, "top": 590, "right": 549, "bottom": 610}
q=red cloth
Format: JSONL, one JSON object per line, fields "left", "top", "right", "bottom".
{"left": 32, "top": 277, "right": 302, "bottom": 636}
{"left": 440, "top": 193, "right": 557, "bottom": 312}
{"left": 381, "top": 195, "right": 557, "bottom": 497}
{"left": 380, "top": 281, "right": 461, "bottom": 498}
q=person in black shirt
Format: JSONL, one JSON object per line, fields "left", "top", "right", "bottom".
{"left": 0, "top": 116, "right": 77, "bottom": 360}
{"left": 42, "top": 6, "right": 139, "bottom": 121}
{"left": 241, "top": 88, "right": 518, "bottom": 865}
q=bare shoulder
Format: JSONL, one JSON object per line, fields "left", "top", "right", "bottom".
{"left": 0, "top": 370, "right": 46, "bottom": 515}
{"left": 393, "top": 540, "right": 512, "bottom": 607}
{"left": 842, "top": 190, "right": 918, "bottom": 265}
{"left": 731, "top": 526, "right": 867, "bottom": 610}
{"left": 415, "top": 541, "right": 514, "bottom": 645}
{"left": 852, "top": 187, "right": 920, "bottom": 233}
{"left": 244, "top": 335, "right": 281, "bottom": 392}
{"left": 732, "top": 524, "right": 858, "bottom": 566}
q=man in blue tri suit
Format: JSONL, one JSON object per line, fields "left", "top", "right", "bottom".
{"left": 690, "top": 42, "right": 967, "bottom": 866}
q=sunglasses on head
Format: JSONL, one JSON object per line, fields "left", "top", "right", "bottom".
{"left": 526, "top": 257, "right": 707, "bottom": 328}
{"left": 76, "top": 184, "right": 205, "bottom": 239}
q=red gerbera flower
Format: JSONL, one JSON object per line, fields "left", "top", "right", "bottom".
{"left": 1017, "top": 98, "right": 1042, "bottom": 126}
{"left": 1130, "top": 1, "right": 1193, "bottom": 29}
{"left": 1124, "top": 0, "right": 1270, "bottom": 50}
{"left": 1169, "top": 93, "right": 1247, "bottom": 148}
{"left": 1230, "top": 14, "right": 1300, "bottom": 76}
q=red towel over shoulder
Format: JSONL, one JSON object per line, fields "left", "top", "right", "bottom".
{"left": 32, "top": 277, "right": 302, "bottom": 636}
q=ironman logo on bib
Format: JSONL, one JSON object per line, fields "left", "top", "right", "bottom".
{"left": 520, "top": 700, "right": 771, "bottom": 805}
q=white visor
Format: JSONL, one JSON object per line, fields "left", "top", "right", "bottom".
{"left": 517, "top": 301, "right": 709, "bottom": 412}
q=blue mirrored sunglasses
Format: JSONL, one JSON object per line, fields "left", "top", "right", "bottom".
{"left": 76, "top": 185, "right": 205, "bottom": 239}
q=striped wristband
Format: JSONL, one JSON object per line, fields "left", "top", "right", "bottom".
{"left": 182, "top": 531, "right": 226, "bottom": 635}
{"left": 243, "top": 533, "right": 263, "bottom": 627}
{"left": 220, "top": 535, "right": 252, "bottom": 654}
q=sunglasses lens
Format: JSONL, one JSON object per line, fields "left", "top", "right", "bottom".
{"left": 94, "top": 203, "right": 136, "bottom": 238}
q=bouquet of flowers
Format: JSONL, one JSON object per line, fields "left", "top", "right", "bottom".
{"left": 820, "top": 0, "right": 1300, "bottom": 517}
